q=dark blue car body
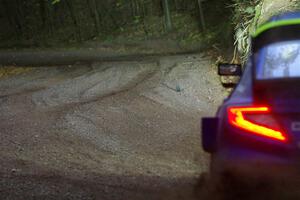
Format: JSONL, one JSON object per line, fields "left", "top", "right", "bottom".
{"left": 202, "top": 12, "right": 300, "bottom": 180}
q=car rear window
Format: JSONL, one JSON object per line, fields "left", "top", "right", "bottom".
{"left": 256, "top": 40, "right": 300, "bottom": 80}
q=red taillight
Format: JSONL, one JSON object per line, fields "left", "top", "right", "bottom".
{"left": 228, "top": 106, "right": 287, "bottom": 142}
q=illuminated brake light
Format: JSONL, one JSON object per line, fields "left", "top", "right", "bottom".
{"left": 228, "top": 106, "right": 287, "bottom": 142}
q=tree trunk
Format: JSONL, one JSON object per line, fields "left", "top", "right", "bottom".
{"left": 130, "top": 0, "right": 136, "bottom": 17}
{"left": 135, "top": 0, "right": 140, "bottom": 16}
{"left": 1, "top": 0, "right": 16, "bottom": 35}
{"left": 197, "top": 0, "right": 206, "bottom": 31}
{"left": 40, "top": 0, "right": 54, "bottom": 36}
{"left": 10, "top": 0, "right": 23, "bottom": 37}
{"left": 162, "top": 0, "right": 172, "bottom": 32}
{"left": 97, "top": 1, "right": 119, "bottom": 30}
{"left": 141, "top": 1, "right": 148, "bottom": 36}
{"left": 87, "top": 0, "right": 101, "bottom": 35}
{"left": 65, "top": 0, "right": 82, "bottom": 41}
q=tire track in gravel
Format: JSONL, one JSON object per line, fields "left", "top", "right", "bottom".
{"left": 0, "top": 53, "right": 226, "bottom": 200}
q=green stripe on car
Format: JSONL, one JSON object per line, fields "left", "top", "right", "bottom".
{"left": 252, "top": 19, "right": 300, "bottom": 38}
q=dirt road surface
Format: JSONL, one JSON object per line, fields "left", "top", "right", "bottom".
{"left": 0, "top": 53, "right": 227, "bottom": 200}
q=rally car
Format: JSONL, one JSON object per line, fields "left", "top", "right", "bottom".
{"left": 202, "top": 12, "right": 300, "bottom": 181}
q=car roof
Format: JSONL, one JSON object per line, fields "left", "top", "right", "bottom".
{"left": 252, "top": 12, "right": 300, "bottom": 38}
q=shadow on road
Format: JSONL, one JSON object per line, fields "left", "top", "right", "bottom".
{"left": 195, "top": 172, "right": 300, "bottom": 200}
{"left": 0, "top": 159, "right": 202, "bottom": 200}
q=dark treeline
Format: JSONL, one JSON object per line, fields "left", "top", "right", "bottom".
{"left": 0, "top": 0, "right": 232, "bottom": 47}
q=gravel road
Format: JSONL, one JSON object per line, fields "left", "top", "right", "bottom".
{"left": 0, "top": 53, "right": 227, "bottom": 200}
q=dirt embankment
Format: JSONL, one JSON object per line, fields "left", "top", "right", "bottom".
{"left": 0, "top": 40, "right": 205, "bottom": 67}
{"left": 0, "top": 53, "right": 226, "bottom": 199}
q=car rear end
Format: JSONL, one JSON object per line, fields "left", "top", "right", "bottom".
{"left": 213, "top": 103, "right": 300, "bottom": 180}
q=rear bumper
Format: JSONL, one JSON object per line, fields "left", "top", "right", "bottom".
{"left": 211, "top": 123, "right": 300, "bottom": 180}
{"left": 212, "top": 148, "right": 300, "bottom": 181}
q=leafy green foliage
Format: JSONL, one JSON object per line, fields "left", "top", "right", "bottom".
{"left": 0, "top": 0, "right": 230, "bottom": 50}
{"left": 52, "top": 0, "right": 60, "bottom": 5}
{"left": 231, "top": 0, "right": 261, "bottom": 62}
